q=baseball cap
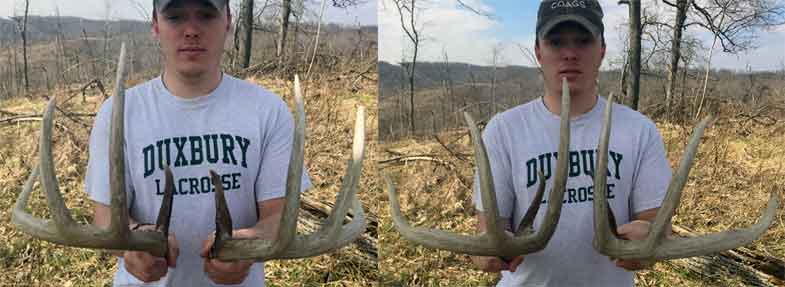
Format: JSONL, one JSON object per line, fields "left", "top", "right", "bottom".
{"left": 154, "top": 0, "right": 227, "bottom": 12}
{"left": 536, "top": 0, "right": 604, "bottom": 40}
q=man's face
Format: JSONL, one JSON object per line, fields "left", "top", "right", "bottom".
{"left": 536, "top": 22, "right": 605, "bottom": 98}
{"left": 152, "top": 0, "right": 231, "bottom": 79}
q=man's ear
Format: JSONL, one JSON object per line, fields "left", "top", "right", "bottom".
{"left": 226, "top": 8, "right": 232, "bottom": 32}
{"left": 151, "top": 11, "right": 160, "bottom": 36}
{"left": 600, "top": 41, "right": 606, "bottom": 61}
{"left": 535, "top": 40, "right": 542, "bottom": 64}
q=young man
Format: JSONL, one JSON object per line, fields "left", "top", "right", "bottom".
{"left": 85, "top": 0, "right": 310, "bottom": 285}
{"left": 471, "top": 1, "right": 671, "bottom": 286}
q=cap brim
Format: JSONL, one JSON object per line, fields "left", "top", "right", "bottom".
{"left": 156, "top": 0, "right": 224, "bottom": 11}
{"left": 538, "top": 15, "right": 601, "bottom": 40}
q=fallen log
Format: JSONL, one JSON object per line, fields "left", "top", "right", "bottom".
{"left": 298, "top": 196, "right": 377, "bottom": 267}
{"left": 663, "top": 225, "right": 784, "bottom": 286}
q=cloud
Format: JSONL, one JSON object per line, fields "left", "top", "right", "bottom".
{"left": 380, "top": 0, "right": 784, "bottom": 71}
{"left": 379, "top": 0, "right": 504, "bottom": 65}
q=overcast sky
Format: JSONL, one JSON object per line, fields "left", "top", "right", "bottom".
{"left": 0, "top": 0, "right": 376, "bottom": 25}
{"left": 379, "top": 0, "right": 785, "bottom": 71}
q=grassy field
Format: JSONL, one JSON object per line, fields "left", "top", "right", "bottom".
{"left": 378, "top": 102, "right": 785, "bottom": 286}
{"left": 0, "top": 75, "right": 380, "bottom": 286}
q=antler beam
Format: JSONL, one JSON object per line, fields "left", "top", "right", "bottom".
{"left": 11, "top": 43, "right": 174, "bottom": 257}
{"left": 208, "top": 75, "right": 368, "bottom": 261}
{"left": 385, "top": 78, "right": 574, "bottom": 257}
{"left": 592, "top": 93, "right": 779, "bottom": 261}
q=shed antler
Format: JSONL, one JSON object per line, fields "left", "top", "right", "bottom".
{"left": 592, "top": 93, "right": 779, "bottom": 260}
{"left": 11, "top": 43, "right": 175, "bottom": 257}
{"left": 385, "top": 78, "right": 574, "bottom": 258}
{"left": 208, "top": 75, "right": 367, "bottom": 261}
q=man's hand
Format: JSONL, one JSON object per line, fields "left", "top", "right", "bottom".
{"left": 613, "top": 219, "right": 654, "bottom": 271}
{"left": 471, "top": 255, "right": 524, "bottom": 273}
{"left": 200, "top": 228, "right": 259, "bottom": 285}
{"left": 124, "top": 225, "right": 179, "bottom": 282}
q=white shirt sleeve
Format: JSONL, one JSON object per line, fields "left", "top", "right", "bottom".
{"left": 84, "top": 97, "right": 135, "bottom": 208}
{"left": 254, "top": 99, "right": 312, "bottom": 203}
{"left": 473, "top": 115, "right": 515, "bottom": 219}
{"left": 629, "top": 120, "right": 671, "bottom": 215}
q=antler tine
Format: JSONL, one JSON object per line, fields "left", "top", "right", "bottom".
{"left": 644, "top": 115, "right": 715, "bottom": 248}
{"left": 592, "top": 92, "right": 619, "bottom": 255}
{"left": 593, "top": 95, "right": 779, "bottom": 260}
{"left": 467, "top": 110, "right": 512, "bottom": 248}
{"left": 41, "top": 98, "right": 78, "bottom": 230}
{"left": 108, "top": 43, "right": 130, "bottom": 239}
{"left": 273, "top": 73, "right": 307, "bottom": 250}
{"left": 211, "top": 75, "right": 367, "bottom": 261}
{"left": 11, "top": 43, "right": 170, "bottom": 257}
{"left": 385, "top": 174, "right": 505, "bottom": 255}
{"left": 384, "top": 78, "right": 572, "bottom": 257}
{"left": 267, "top": 106, "right": 367, "bottom": 259}
{"left": 524, "top": 77, "right": 571, "bottom": 246}
{"left": 514, "top": 171, "right": 547, "bottom": 236}
{"left": 305, "top": 106, "right": 366, "bottom": 245}
{"left": 651, "top": 193, "right": 777, "bottom": 260}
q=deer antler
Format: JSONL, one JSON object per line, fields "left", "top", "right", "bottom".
{"left": 208, "top": 75, "right": 368, "bottom": 261}
{"left": 11, "top": 43, "right": 175, "bottom": 257}
{"left": 384, "top": 78, "right": 574, "bottom": 257}
{"left": 592, "top": 93, "right": 779, "bottom": 260}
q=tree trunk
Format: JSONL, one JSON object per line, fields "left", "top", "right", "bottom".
{"left": 628, "top": 0, "right": 642, "bottom": 111}
{"left": 241, "top": 0, "right": 254, "bottom": 69}
{"left": 666, "top": 0, "right": 689, "bottom": 119}
{"left": 277, "top": 0, "right": 292, "bottom": 63}
{"left": 22, "top": 0, "right": 30, "bottom": 92}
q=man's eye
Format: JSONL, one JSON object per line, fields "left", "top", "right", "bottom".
{"left": 198, "top": 12, "right": 218, "bottom": 20}
{"left": 549, "top": 39, "right": 562, "bottom": 47}
{"left": 165, "top": 15, "right": 183, "bottom": 22}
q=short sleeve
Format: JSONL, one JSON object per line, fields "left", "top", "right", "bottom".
{"left": 473, "top": 115, "right": 515, "bottom": 219}
{"left": 254, "top": 100, "right": 312, "bottom": 202}
{"left": 84, "top": 97, "right": 134, "bottom": 207}
{"left": 630, "top": 121, "right": 671, "bottom": 214}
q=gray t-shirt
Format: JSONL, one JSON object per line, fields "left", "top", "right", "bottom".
{"left": 473, "top": 96, "right": 670, "bottom": 287}
{"left": 85, "top": 74, "right": 311, "bottom": 286}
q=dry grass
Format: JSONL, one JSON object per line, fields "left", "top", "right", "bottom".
{"left": 378, "top": 104, "right": 785, "bottom": 286}
{"left": 0, "top": 74, "right": 380, "bottom": 286}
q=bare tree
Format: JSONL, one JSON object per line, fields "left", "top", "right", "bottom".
{"left": 695, "top": 1, "right": 731, "bottom": 120}
{"left": 658, "top": 0, "right": 785, "bottom": 117}
{"left": 18, "top": 0, "right": 30, "bottom": 92}
{"left": 440, "top": 48, "right": 454, "bottom": 127}
{"left": 619, "top": 0, "right": 642, "bottom": 111}
{"left": 306, "top": 0, "right": 328, "bottom": 80}
{"left": 664, "top": 0, "right": 689, "bottom": 119}
{"left": 241, "top": 0, "right": 254, "bottom": 68}
{"left": 489, "top": 43, "right": 501, "bottom": 117}
{"left": 392, "top": 0, "right": 421, "bottom": 134}
{"left": 277, "top": 0, "right": 292, "bottom": 63}
{"left": 689, "top": 0, "right": 785, "bottom": 53}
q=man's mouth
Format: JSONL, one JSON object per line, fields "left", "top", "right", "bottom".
{"left": 559, "top": 69, "right": 582, "bottom": 80}
{"left": 178, "top": 47, "right": 206, "bottom": 56}
{"left": 559, "top": 69, "right": 582, "bottom": 76}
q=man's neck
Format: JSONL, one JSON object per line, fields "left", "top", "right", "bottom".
{"left": 542, "top": 88, "right": 598, "bottom": 119}
{"left": 161, "top": 69, "right": 223, "bottom": 99}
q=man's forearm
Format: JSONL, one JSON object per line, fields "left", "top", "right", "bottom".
{"left": 251, "top": 212, "right": 282, "bottom": 241}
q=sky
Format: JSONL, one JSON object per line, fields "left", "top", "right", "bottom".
{"left": 0, "top": 0, "right": 376, "bottom": 25}
{"left": 379, "top": 0, "right": 785, "bottom": 71}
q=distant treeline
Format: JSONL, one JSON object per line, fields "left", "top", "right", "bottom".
{"left": 378, "top": 60, "right": 785, "bottom": 141}
{"left": 0, "top": 15, "right": 377, "bottom": 99}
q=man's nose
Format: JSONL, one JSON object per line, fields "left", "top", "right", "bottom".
{"left": 561, "top": 45, "right": 579, "bottom": 62}
{"left": 183, "top": 19, "right": 201, "bottom": 39}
